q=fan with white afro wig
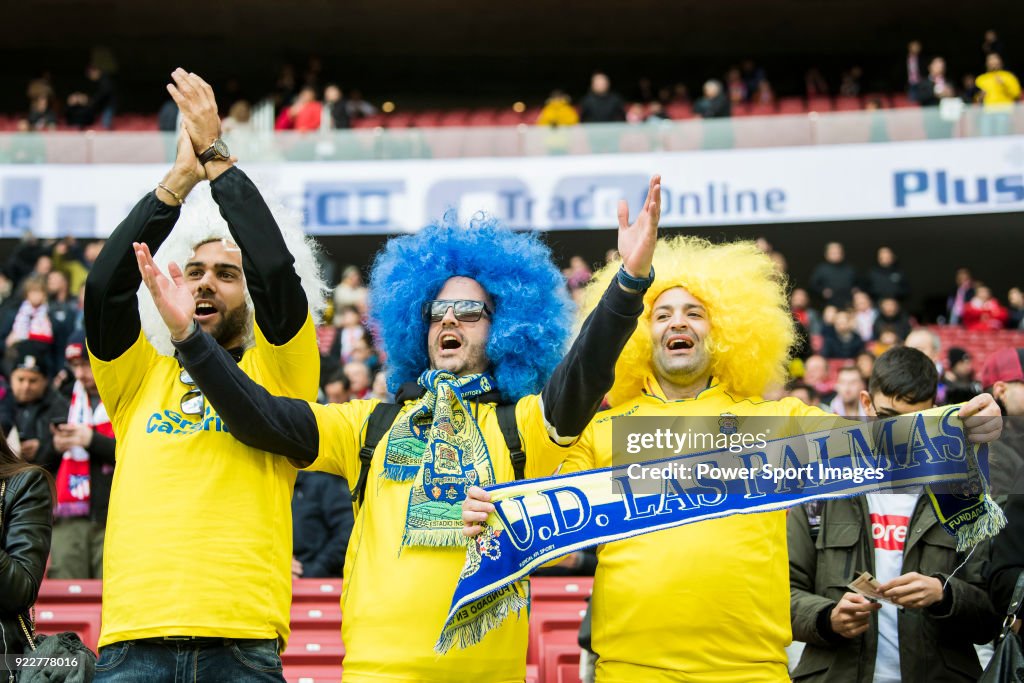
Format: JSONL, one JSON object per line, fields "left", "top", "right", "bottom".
{"left": 137, "top": 182, "right": 328, "bottom": 356}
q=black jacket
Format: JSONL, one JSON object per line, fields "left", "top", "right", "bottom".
{"left": 0, "top": 469, "right": 53, "bottom": 660}
{"left": 989, "top": 466, "right": 1024, "bottom": 615}
{"left": 810, "top": 261, "right": 858, "bottom": 308}
{"left": 15, "top": 390, "right": 69, "bottom": 470}
{"left": 579, "top": 92, "right": 626, "bottom": 123}
{"left": 293, "top": 471, "right": 353, "bottom": 577}
{"left": 867, "top": 264, "right": 910, "bottom": 302}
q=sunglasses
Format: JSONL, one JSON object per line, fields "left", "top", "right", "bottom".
{"left": 179, "top": 368, "right": 205, "bottom": 417}
{"left": 421, "top": 299, "right": 493, "bottom": 323}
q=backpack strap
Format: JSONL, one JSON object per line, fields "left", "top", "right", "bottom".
{"left": 496, "top": 404, "right": 526, "bottom": 481}
{"left": 353, "top": 402, "right": 403, "bottom": 508}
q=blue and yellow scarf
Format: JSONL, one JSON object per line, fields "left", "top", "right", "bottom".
{"left": 383, "top": 370, "right": 497, "bottom": 548}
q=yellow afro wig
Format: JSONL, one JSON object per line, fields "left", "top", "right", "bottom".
{"left": 580, "top": 235, "right": 796, "bottom": 406}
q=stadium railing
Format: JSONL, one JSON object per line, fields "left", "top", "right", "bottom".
{"left": 1, "top": 103, "right": 1021, "bottom": 164}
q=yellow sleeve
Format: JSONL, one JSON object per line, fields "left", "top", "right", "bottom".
{"left": 305, "top": 398, "right": 380, "bottom": 482}
{"left": 87, "top": 331, "right": 158, "bottom": 422}
{"left": 516, "top": 394, "right": 597, "bottom": 478}
{"left": 536, "top": 106, "right": 553, "bottom": 126}
{"left": 252, "top": 313, "right": 320, "bottom": 402}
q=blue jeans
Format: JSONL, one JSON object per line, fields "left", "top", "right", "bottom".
{"left": 94, "top": 638, "right": 285, "bottom": 683}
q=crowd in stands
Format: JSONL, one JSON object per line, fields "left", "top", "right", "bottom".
{"left": 0, "top": 226, "right": 1020, "bottom": 582}
{"left": 6, "top": 30, "right": 1020, "bottom": 134}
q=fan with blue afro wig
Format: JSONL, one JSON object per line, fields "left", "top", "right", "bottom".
{"left": 369, "top": 212, "right": 573, "bottom": 403}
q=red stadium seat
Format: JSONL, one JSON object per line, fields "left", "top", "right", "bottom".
{"left": 747, "top": 102, "right": 777, "bottom": 116}
{"left": 37, "top": 579, "right": 103, "bottom": 605}
{"left": 33, "top": 605, "right": 102, "bottom": 652}
{"left": 527, "top": 609, "right": 585, "bottom": 666}
{"left": 527, "top": 664, "right": 540, "bottom": 683}
{"left": 292, "top": 579, "right": 343, "bottom": 602}
{"left": 777, "top": 97, "right": 806, "bottom": 115}
{"left": 542, "top": 642, "right": 581, "bottom": 683}
{"left": 284, "top": 664, "right": 344, "bottom": 683}
{"left": 807, "top": 96, "right": 832, "bottom": 113}
{"left": 290, "top": 603, "right": 342, "bottom": 632}
{"left": 282, "top": 629, "right": 345, "bottom": 667}
{"left": 531, "top": 577, "right": 593, "bottom": 605}
{"left": 558, "top": 663, "right": 582, "bottom": 683}
{"left": 834, "top": 96, "right": 862, "bottom": 111}
{"left": 665, "top": 103, "right": 693, "bottom": 120}
{"left": 890, "top": 93, "right": 917, "bottom": 108}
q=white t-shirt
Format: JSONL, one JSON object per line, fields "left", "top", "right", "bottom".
{"left": 866, "top": 492, "right": 919, "bottom": 683}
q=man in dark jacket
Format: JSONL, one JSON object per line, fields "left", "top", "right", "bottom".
{"left": 9, "top": 343, "right": 68, "bottom": 466}
{"left": 578, "top": 72, "right": 626, "bottom": 123}
{"left": 867, "top": 247, "right": 910, "bottom": 302}
{"left": 789, "top": 347, "right": 1001, "bottom": 682}
{"left": 810, "top": 242, "right": 857, "bottom": 308}
{"left": 42, "top": 332, "right": 115, "bottom": 579}
{"left": 292, "top": 471, "right": 352, "bottom": 578}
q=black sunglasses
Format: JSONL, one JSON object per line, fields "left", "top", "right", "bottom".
{"left": 421, "top": 299, "right": 493, "bottom": 323}
{"left": 179, "top": 368, "right": 205, "bottom": 417}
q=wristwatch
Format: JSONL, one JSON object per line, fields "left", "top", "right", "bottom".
{"left": 198, "top": 138, "right": 231, "bottom": 165}
{"left": 616, "top": 264, "right": 655, "bottom": 293}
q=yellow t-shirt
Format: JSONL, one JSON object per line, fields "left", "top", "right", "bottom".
{"left": 558, "top": 377, "right": 825, "bottom": 683}
{"left": 90, "top": 315, "right": 319, "bottom": 649}
{"left": 976, "top": 70, "right": 1022, "bottom": 107}
{"left": 306, "top": 394, "right": 573, "bottom": 682}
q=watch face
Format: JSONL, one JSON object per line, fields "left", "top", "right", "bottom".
{"left": 213, "top": 139, "right": 230, "bottom": 158}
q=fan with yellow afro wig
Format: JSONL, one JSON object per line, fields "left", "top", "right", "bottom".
{"left": 579, "top": 235, "right": 796, "bottom": 406}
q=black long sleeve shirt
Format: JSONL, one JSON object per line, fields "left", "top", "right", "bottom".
{"left": 171, "top": 278, "right": 645, "bottom": 469}
{"left": 85, "top": 165, "right": 309, "bottom": 362}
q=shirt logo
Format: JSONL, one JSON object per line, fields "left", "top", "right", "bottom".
{"left": 870, "top": 513, "right": 909, "bottom": 552}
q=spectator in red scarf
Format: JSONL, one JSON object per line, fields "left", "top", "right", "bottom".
{"left": 962, "top": 284, "right": 1009, "bottom": 331}
{"left": 42, "top": 331, "right": 115, "bottom": 578}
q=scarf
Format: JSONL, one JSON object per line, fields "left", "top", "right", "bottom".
{"left": 382, "top": 370, "right": 497, "bottom": 548}
{"left": 54, "top": 381, "right": 112, "bottom": 517}
{"left": 436, "top": 405, "right": 1004, "bottom": 653}
{"left": 11, "top": 300, "right": 53, "bottom": 344}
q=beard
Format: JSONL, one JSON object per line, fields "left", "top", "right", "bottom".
{"left": 208, "top": 304, "right": 250, "bottom": 348}
{"left": 429, "top": 339, "right": 490, "bottom": 377}
{"left": 652, "top": 343, "right": 712, "bottom": 386}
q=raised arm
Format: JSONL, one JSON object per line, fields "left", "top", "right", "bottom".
{"left": 540, "top": 175, "right": 659, "bottom": 440}
{"left": 168, "top": 69, "right": 308, "bottom": 344}
{"left": 134, "top": 242, "right": 320, "bottom": 463}
{"left": 84, "top": 127, "right": 202, "bottom": 361}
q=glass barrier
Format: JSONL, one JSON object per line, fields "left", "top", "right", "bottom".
{"left": 1, "top": 103, "right": 1022, "bottom": 164}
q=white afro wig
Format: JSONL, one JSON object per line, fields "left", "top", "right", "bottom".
{"left": 138, "top": 181, "right": 328, "bottom": 356}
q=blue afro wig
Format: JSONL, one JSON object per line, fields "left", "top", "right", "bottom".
{"left": 369, "top": 213, "right": 573, "bottom": 402}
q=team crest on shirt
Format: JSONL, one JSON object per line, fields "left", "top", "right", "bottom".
{"left": 718, "top": 413, "right": 739, "bottom": 435}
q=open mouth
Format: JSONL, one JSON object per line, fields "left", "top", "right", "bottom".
{"left": 439, "top": 333, "right": 463, "bottom": 351}
{"left": 195, "top": 300, "right": 219, "bottom": 319}
{"left": 665, "top": 334, "right": 695, "bottom": 351}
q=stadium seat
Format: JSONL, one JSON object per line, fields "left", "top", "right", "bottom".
{"left": 33, "top": 605, "right": 102, "bottom": 652}
{"left": 890, "top": 93, "right": 917, "bottom": 108}
{"left": 834, "top": 96, "right": 863, "bottom": 111}
{"left": 558, "top": 663, "right": 582, "bottom": 683}
{"left": 777, "top": 97, "right": 806, "bottom": 115}
{"left": 807, "top": 96, "right": 832, "bottom": 113}
{"left": 292, "top": 579, "right": 343, "bottom": 602}
{"left": 664, "top": 103, "right": 692, "bottom": 120}
{"left": 282, "top": 629, "right": 345, "bottom": 666}
{"left": 542, "top": 642, "right": 581, "bottom": 683}
{"left": 747, "top": 102, "right": 777, "bottom": 116}
{"left": 531, "top": 578, "right": 593, "bottom": 605}
{"left": 527, "top": 609, "right": 585, "bottom": 666}
{"left": 284, "top": 664, "right": 344, "bottom": 683}
{"left": 526, "top": 664, "right": 540, "bottom": 683}
{"left": 37, "top": 579, "right": 103, "bottom": 605}
{"left": 290, "top": 603, "right": 343, "bottom": 632}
